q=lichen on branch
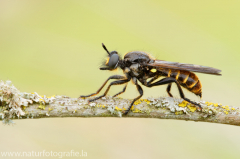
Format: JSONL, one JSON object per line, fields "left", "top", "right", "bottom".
{"left": 0, "top": 80, "right": 240, "bottom": 126}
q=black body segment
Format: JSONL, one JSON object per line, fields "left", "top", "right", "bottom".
{"left": 124, "top": 51, "right": 154, "bottom": 63}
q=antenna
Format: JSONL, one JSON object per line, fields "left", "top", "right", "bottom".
{"left": 102, "top": 43, "right": 110, "bottom": 55}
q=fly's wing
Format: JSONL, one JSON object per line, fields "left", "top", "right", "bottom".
{"left": 146, "top": 60, "right": 221, "bottom": 75}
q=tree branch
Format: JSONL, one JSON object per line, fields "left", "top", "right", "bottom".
{"left": 0, "top": 80, "right": 240, "bottom": 126}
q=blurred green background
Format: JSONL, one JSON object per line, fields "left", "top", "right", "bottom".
{"left": 1, "top": 0, "right": 240, "bottom": 158}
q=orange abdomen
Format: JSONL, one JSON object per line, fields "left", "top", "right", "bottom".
{"left": 168, "top": 70, "right": 202, "bottom": 97}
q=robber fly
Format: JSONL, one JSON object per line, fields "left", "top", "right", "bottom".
{"left": 80, "top": 43, "right": 221, "bottom": 115}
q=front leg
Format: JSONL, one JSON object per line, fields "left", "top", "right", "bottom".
{"left": 79, "top": 75, "right": 126, "bottom": 99}
{"left": 89, "top": 79, "right": 130, "bottom": 102}
{"left": 112, "top": 84, "right": 128, "bottom": 98}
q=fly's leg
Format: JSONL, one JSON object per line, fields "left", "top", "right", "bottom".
{"left": 147, "top": 77, "right": 202, "bottom": 110}
{"left": 112, "top": 84, "right": 128, "bottom": 98}
{"left": 79, "top": 75, "right": 126, "bottom": 99}
{"left": 88, "top": 79, "right": 129, "bottom": 102}
{"left": 146, "top": 76, "right": 173, "bottom": 97}
{"left": 146, "top": 75, "right": 159, "bottom": 85}
{"left": 123, "top": 78, "right": 143, "bottom": 115}
{"left": 166, "top": 83, "right": 173, "bottom": 97}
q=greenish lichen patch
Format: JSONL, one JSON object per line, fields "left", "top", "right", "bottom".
{"left": 38, "top": 104, "right": 45, "bottom": 110}
{"left": 0, "top": 80, "right": 78, "bottom": 123}
{"left": 2, "top": 80, "right": 240, "bottom": 126}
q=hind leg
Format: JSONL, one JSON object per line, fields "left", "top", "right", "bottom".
{"left": 166, "top": 83, "right": 173, "bottom": 97}
{"left": 147, "top": 77, "right": 202, "bottom": 110}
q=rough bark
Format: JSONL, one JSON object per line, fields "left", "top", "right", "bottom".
{"left": 0, "top": 80, "right": 239, "bottom": 126}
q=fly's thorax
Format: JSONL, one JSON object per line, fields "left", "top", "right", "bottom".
{"left": 129, "top": 63, "right": 141, "bottom": 77}
{"left": 124, "top": 51, "right": 155, "bottom": 63}
{"left": 123, "top": 67, "right": 131, "bottom": 74}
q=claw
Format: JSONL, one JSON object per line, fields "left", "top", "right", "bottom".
{"left": 197, "top": 105, "right": 202, "bottom": 111}
{"left": 88, "top": 99, "right": 94, "bottom": 102}
{"left": 193, "top": 102, "right": 202, "bottom": 111}
{"left": 123, "top": 110, "right": 130, "bottom": 115}
{"left": 79, "top": 96, "right": 86, "bottom": 99}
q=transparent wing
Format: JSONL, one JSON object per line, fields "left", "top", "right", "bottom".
{"left": 146, "top": 60, "right": 221, "bottom": 75}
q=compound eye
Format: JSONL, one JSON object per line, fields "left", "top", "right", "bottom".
{"left": 108, "top": 54, "right": 119, "bottom": 69}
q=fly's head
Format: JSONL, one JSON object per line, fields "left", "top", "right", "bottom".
{"left": 100, "top": 43, "right": 121, "bottom": 71}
